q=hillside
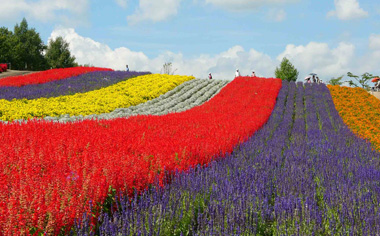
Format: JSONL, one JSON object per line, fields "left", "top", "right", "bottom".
{"left": 2, "top": 68, "right": 380, "bottom": 235}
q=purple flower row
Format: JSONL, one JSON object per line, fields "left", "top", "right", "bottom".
{"left": 72, "top": 81, "right": 380, "bottom": 235}
{"left": 0, "top": 71, "right": 150, "bottom": 100}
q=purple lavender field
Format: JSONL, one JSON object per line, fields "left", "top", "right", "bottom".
{"left": 73, "top": 81, "right": 380, "bottom": 235}
{"left": 0, "top": 71, "right": 150, "bottom": 100}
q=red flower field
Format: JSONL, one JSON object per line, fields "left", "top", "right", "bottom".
{"left": 0, "top": 67, "right": 112, "bottom": 87}
{"left": 0, "top": 77, "right": 281, "bottom": 234}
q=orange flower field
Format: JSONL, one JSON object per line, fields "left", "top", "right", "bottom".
{"left": 328, "top": 85, "right": 380, "bottom": 150}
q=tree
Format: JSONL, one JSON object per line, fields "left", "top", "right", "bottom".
{"left": 12, "top": 18, "right": 47, "bottom": 70}
{"left": 275, "top": 57, "right": 299, "bottom": 82}
{"left": 161, "top": 62, "right": 177, "bottom": 75}
{"left": 346, "top": 72, "right": 377, "bottom": 90}
{"left": 327, "top": 75, "right": 344, "bottom": 86}
{"left": 45, "top": 36, "right": 77, "bottom": 68}
{"left": 0, "top": 27, "right": 14, "bottom": 65}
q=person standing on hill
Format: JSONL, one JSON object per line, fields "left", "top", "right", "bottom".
{"left": 208, "top": 73, "right": 213, "bottom": 80}
{"left": 251, "top": 71, "right": 256, "bottom": 77}
{"left": 316, "top": 76, "right": 321, "bottom": 84}
{"left": 235, "top": 69, "right": 240, "bottom": 78}
{"left": 374, "top": 81, "right": 380, "bottom": 91}
{"left": 312, "top": 75, "right": 317, "bottom": 83}
{"left": 126, "top": 65, "right": 129, "bottom": 72}
{"left": 304, "top": 76, "right": 311, "bottom": 83}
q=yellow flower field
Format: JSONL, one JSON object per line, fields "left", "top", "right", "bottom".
{"left": 0, "top": 74, "right": 194, "bottom": 121}
{"left": 328, "top": 85, "right": 380, "bottom": 150}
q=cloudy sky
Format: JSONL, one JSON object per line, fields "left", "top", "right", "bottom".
{"left": 1, "top": 0, "right": 380, "bottom": 81}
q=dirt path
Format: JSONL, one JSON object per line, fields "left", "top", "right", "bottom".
{"left": 369, "top": 91, "right": 380, "bottom": 100}
{"left": 0, "top": 70, "right": 38, "bottom": 79}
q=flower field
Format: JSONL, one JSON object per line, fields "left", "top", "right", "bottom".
{"left": 0, "top": 67, "right": 112, "bottom": 87}
{"left": 0, "top": 75, "right": 281, "bottom": 234}
{"left": 37, "top": 79, "right": 229, "bottom": 123}
{"left": 0, "top": 74, "right": 193, "bottom": 121}
{"left": 2, "top": 68, "right": 380, "bottom": 235}
{"left": 76, "top": 82, "right": 380, "bottom": 235}
{"left": 328, "top": 85, "right": 380, "bottom": 150}
{"left": 0, "top": 71, "right": 150, "bottom": 101}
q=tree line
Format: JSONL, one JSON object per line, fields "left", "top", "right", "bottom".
{"left": 0, "top": 18, "right": 77, "bottom": 71}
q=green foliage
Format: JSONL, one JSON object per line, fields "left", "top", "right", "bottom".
{"left": 12, "top": 18, "right": 47, "bottom": 70}
{"left": 0, "top": 18, "right": 79, "bottom": 71}
{"left": 347, "top": 72, "right": 377, "bottom": 89}
{"left": 0, "top": 27, "right": 14, "bottom": 65}
{"left": 327, "top": 75, "right": 344, "bottom": 86}
{"left": 275, "top": 57, "right": 299, "bottom": 82}
{"left": 45, "top": 36, "right": 78, "bottom": 68}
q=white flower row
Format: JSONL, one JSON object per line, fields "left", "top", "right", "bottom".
{"left": 3, "top": 79, "right": 229, "bottom": 124}
{"left": 126, "top": 79, "right": 228, "bottom": 115}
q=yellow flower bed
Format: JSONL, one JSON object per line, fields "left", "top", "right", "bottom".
{"left": 0, "top": 74, "right": 194, "bottom": 121}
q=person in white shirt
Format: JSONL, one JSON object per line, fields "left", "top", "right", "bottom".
{"left": 251, "top": 71, "right": 256, "bottom": 77}
{"left": 235, "top": 69, "right": 240, "bottom": 78}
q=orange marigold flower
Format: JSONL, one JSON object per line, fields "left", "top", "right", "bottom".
{"left": 328, "top": 85, "right": 380, "bottom": 151}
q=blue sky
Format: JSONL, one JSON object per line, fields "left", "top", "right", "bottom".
{"left": 1, "top": 0, "right": 380, "bottom": 81}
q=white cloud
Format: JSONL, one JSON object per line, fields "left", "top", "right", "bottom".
{"left": 267, "top": 9, "right": 287, "bottom": 22}
{"left": 0, "top": 0, "right": 89, "bottom": 24}
{"left": 205, "top": 0, "right": 298, "bottom": 11}
{"left": 115, "top": 0, "right": 128, "bottom": 8}
{"left": 51, "top": 28, "right": 380, "bottom": 82}
{"left": 127, "top": 0, "right": 181, "bottom": 24}
{"left": 369, "top": 34, "right": 380, "bottom": 50}
{"left": 327, "top": 0, "right": 368, "bottom": 20}
{"left": 50, "top": 28, "right": 277, "bottom": 79}
{"left": 358, "top": 35, "right": 380, "bottom": 74}
{"left": 50, "top": 28, "right": 152, "bottom": 71}
{"left": 277, "top": 42, "right": 355, "bottom": 80}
